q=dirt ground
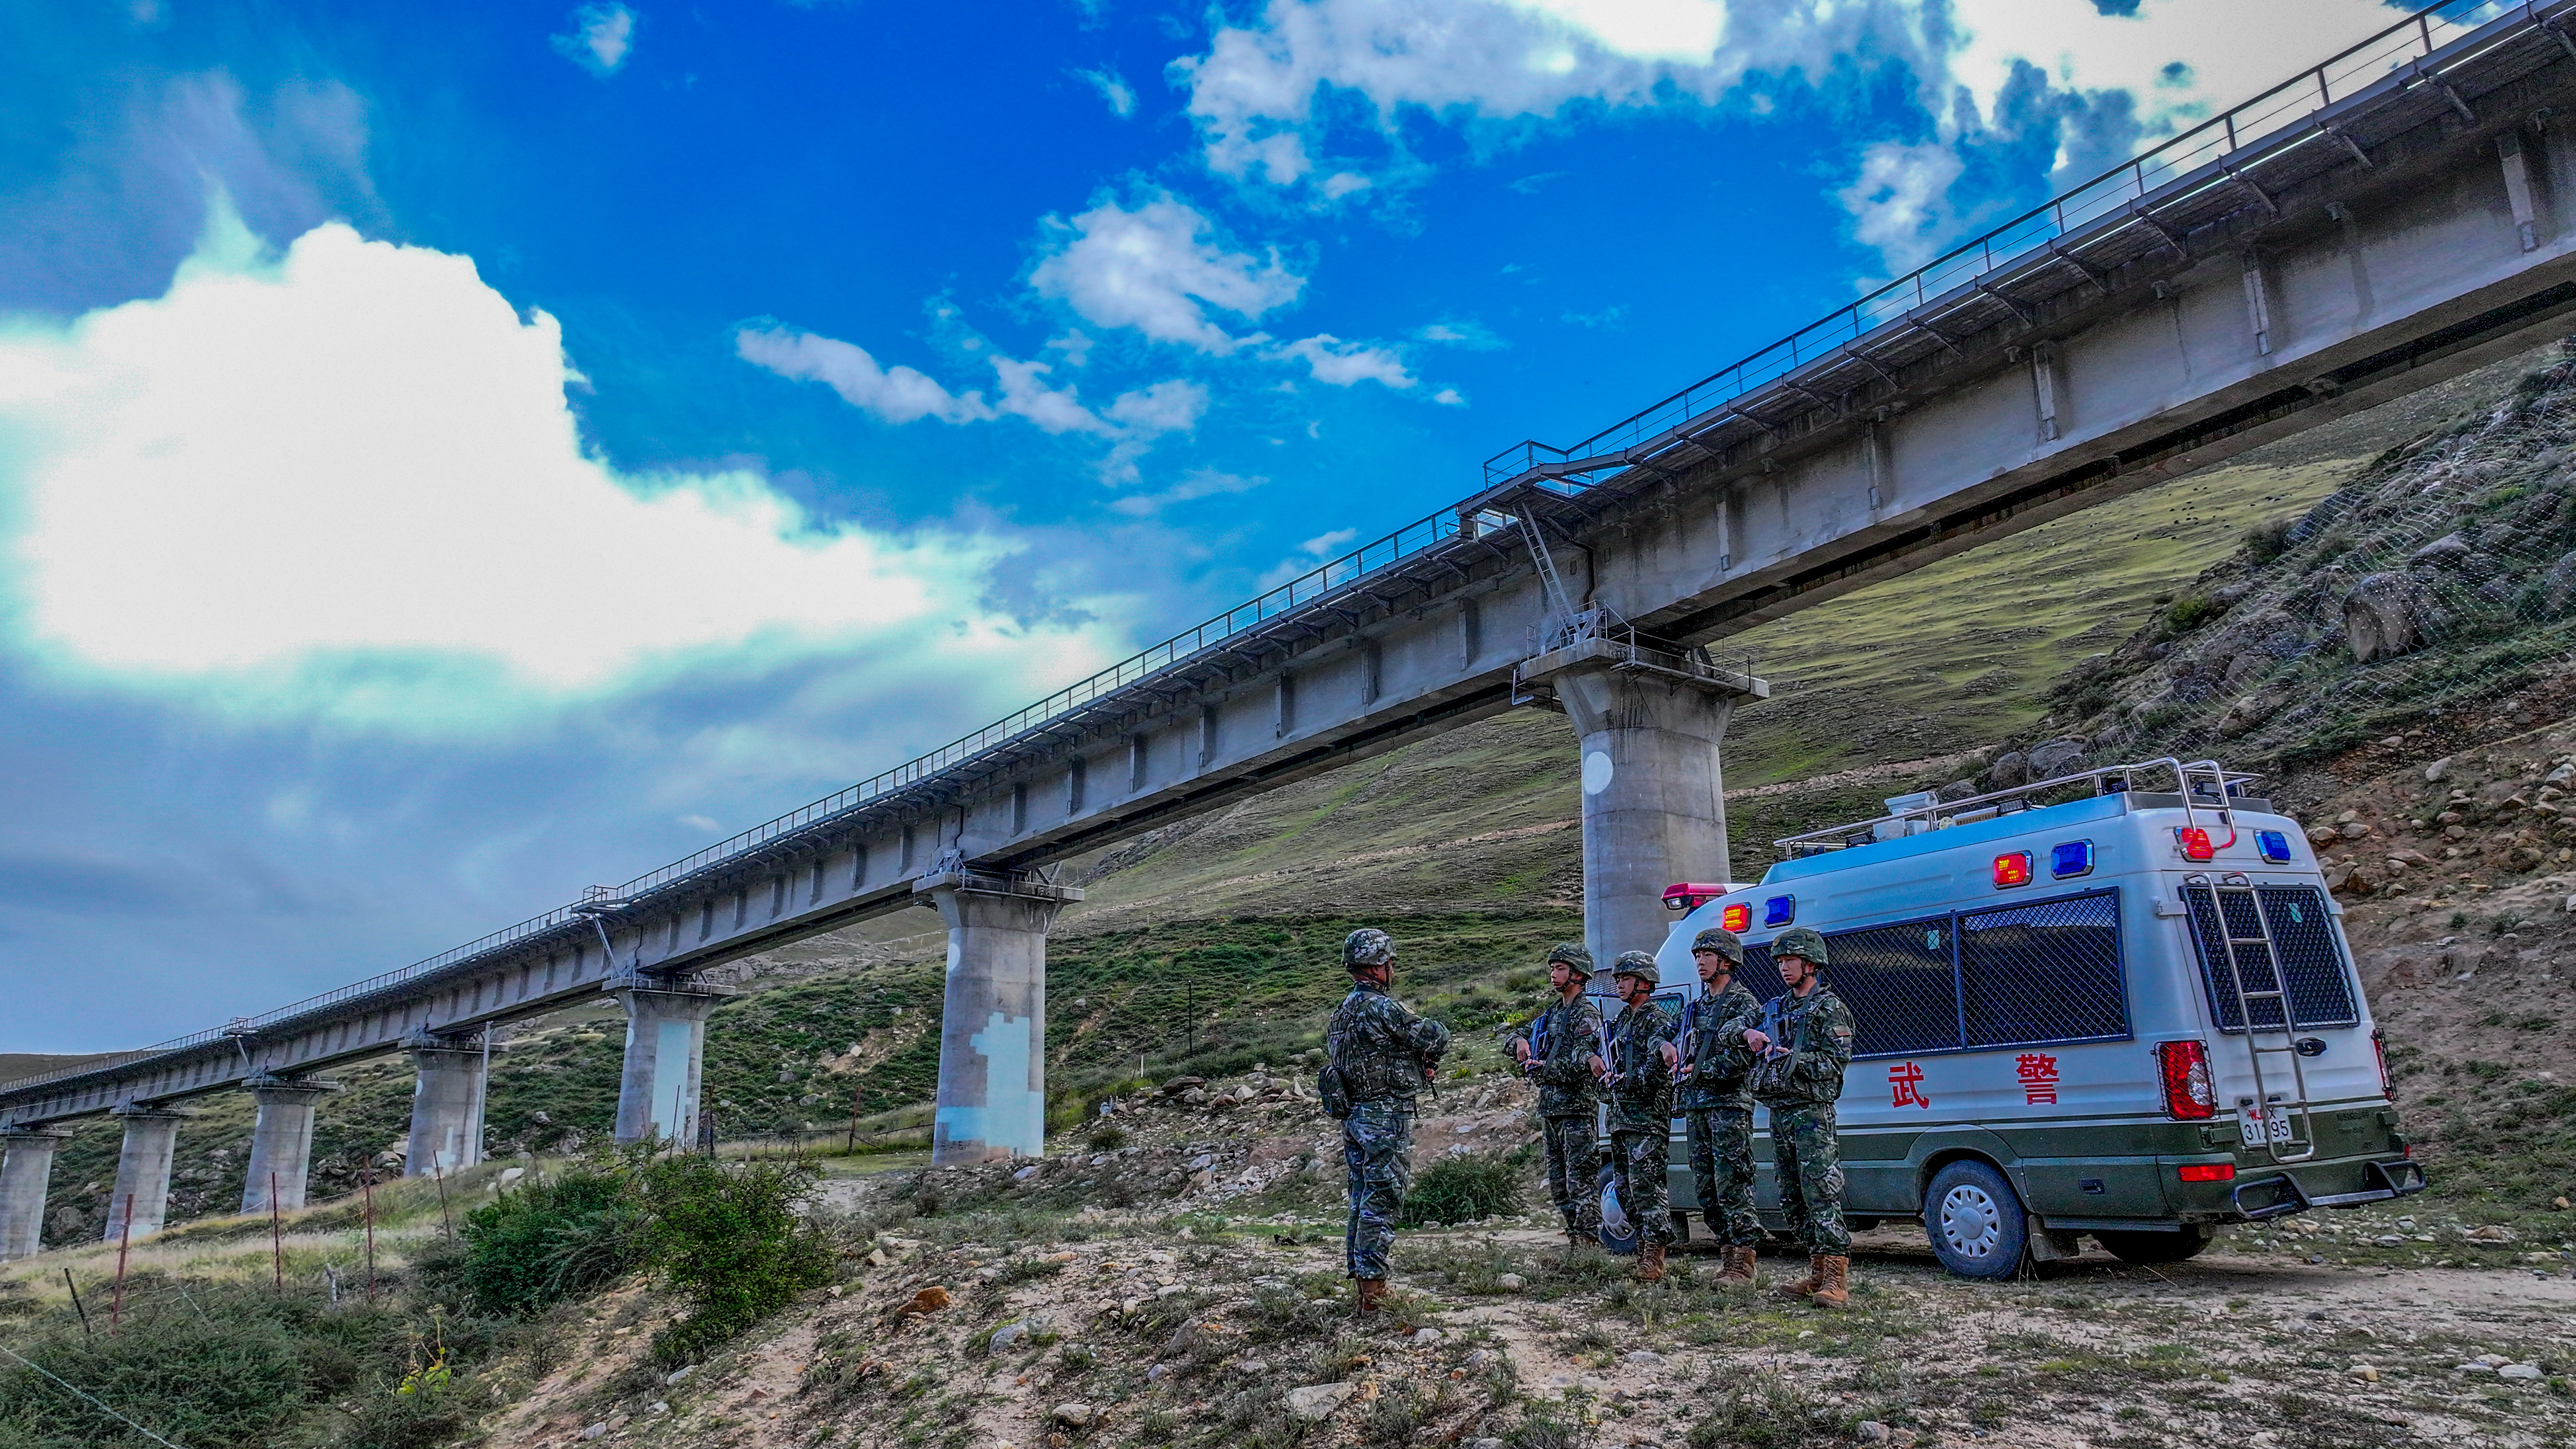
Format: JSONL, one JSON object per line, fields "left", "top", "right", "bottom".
{"left": 459, "top": 1063, "right": 2575, "bottom": 1449}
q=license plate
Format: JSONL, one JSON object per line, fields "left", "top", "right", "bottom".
{"left": 2240, "top": 1106, "right": 2295, "bottom": 1146}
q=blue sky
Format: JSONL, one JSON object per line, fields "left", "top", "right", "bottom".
{"left": 0, "top": 0, "right": 2417, "bottom": 1050}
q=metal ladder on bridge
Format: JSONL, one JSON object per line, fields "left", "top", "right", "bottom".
{"left": 2201, "top": 876, "right": 2318, "bottom": 1166}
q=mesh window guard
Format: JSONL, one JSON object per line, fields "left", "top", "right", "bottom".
{"left": 1827, "top": 916, "right": 1966, "bottom": 1057}
{"left": 2183, "top": 884, "right": 2358, "bottom": 1031}
{"left": 1958, "top": 888, "right": 2130, "bottom": 1050}
{"left": 1728, "top": 888, "right": 2130, "bottom": 1060}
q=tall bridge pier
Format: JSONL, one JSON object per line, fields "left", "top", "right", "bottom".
{"left": 921, "top": 870, "right": 1082, "bottom": 1166}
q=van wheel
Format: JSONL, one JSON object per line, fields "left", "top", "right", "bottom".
{"left": 1924, "top": 1160, "right": 2027, "bottom": 1279}
{"left": 2096, "top": 1229, "right": 2213, "bottom": 1264}
{"left": 1594, "top": 1164, "right": 1640, "bottom": 1256}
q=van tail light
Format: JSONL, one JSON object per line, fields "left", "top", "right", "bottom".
{"left": 2177, "top": 1162, "right": 2236, "bottom": 1182}
{"left": 2175, "top": 826, "right": 2215, "bottom": 861}
{"left": 2156, "top": 1040, "right": 2217, "bottom": 1120}
{"left": 2372, "top": 1028, "right": 2395, "bottom": 1100}
{"left": 1663, "top": 883, "right": 1727, "bottom": 912}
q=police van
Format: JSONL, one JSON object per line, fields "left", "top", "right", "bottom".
{"left": 1598, "top": 758, "right": 2424, "bottom": 1279}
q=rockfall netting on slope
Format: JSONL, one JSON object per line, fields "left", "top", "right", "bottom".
{"left": 2018, "top": 341, "right": 2576, "bottom": 777}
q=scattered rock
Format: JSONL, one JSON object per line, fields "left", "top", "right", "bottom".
{"left": 1235, "top": 1358, "right": 1270, "bottom": 1376}
{"left": 2426, "top": 757, "right": 2453, "bottom": 783}
{"left": 1013, "top": 1165, "right": 1041, "bottom": 1182}
{"left": 989, "top": 1321, "right": 1031, "bottom": 1356}
{"left": 1146, "top": 1363, "right": 1170, "bottom": 1384}
{"left": 1052, "top": 1402, "right": 1096, "bottom": 1427}
{"left": 1856, "top": 1423, "right": 1892, "bottom": 1445}
{"left": 1411, "top": 1327, "right": 1442, "bottom": 1346}
{"left": 581, "top": 1426, "right": 607, "bottom": 1442}
{"left": 646, "top": 1401, "right": 669, "bottom": 1416}
{"left": 2501, "top": 1363, "right": 2544, "bottom": 1380}
{"left": 1495, "top": 1273, "right": 1526, "bottom": 1292}
{"left": 1159, "top": 1077, "right": 1206, "bottom": 1097}
{"left": 2348, "top": 1364, "right": 2379, "bottom": 1382}
{"left": 1464, "top": 1349, "right": 1496, "bottom": 1370}
{"left": 664, "top": 1365, "right": 694, "bottom": 1386}
{"left": 1286, "top": 1383, "right": 1357, "bottom": 1422}
{"left": 1622, "top": 1350, "right": 1665, "bottom": 1368}
{"left": 895, "top": 1286, "right": 952, "bottom": 1317}
{"left": 2027, "top": 737, "right": 2088, "bottom": 780}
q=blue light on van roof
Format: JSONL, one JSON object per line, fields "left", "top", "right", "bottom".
{"left": 2256, "top": 829, "right": 2293, "bottom": 864}
{"left": 2050, "top": 840, "right": 2093, "bottom": 879}
{"left": 1764, "top": 894, "right": 1796, "bottom": 927}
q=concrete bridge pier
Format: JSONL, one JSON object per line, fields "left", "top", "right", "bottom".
{"left": 103, "top": 1103, "right": 188, "bottom": 1241}
{"left": 241, "top": 1074, "right": 339, "bottom": 1214}
{"left": 917, "top": 870, "right": 1084, "bottom": 1166}
{"left": 611, "top": 979, "right": 727, "bottom": 1148}
{"left": 404, "top": 1031, "right": 487, "bottom": 1178}
{"left": 0, "top": 1127, "right": 68, "bottom": 1261}
{"left": 1524, "top": 638, "right": 1768, "bottom": 981}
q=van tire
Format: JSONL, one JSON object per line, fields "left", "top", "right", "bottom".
{"left": 1924, "top": 1159, "right": 2028, "bottom": 1279}
{"left": 1595, "top": 1164, "right": 1641, "bottom": 1255}
{"left": 2096, "top": 1229, "right": 2214, "bottom": 1264}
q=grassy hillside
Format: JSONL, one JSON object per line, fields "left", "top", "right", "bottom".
{"left": 24, "top": 345, "right": 2565, "bottom": 1246}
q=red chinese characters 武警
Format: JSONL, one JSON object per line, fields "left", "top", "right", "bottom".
{"left": 1888, "top": 1061, "right": 1930, "bottom": 1109}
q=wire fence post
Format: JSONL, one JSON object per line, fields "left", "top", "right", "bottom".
{"left": 362, "top": 1166, "right": 377, "bottom": 1303}
{"left": 108, "top": 1197, "right": 131, "bottom": 1337}
{"left": 62, "top": 1268, "right": 89, "bottom": 1336}
{"left": 269, "top": 1172, "right": 283, "bottom": 1291}
{"left": 432, "top": 1163, "right": 454, "bottom": 1240}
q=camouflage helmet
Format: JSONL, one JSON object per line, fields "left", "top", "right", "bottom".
{"left": 1610, "top": 949, "right": 1661, "bottom": 983}
{"left": 1690, "top": 927, "right": 1746, "bottom": 965}
{"left": 1771, "top": 927, "right": 1830, "bottom": 967}
{"left": 1546, "top": 941, "right": 1594, "bottom": 972}
{"left": 1343, "top": 927, "right": 1396, "bottom": 969}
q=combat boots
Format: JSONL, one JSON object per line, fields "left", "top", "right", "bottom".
{"left": 1777, "top": 1254, "right": 1826, "bottom": 1300}
{"left": 1713, "top": 1244, "right": 1758, "bottom": 1287}
{"left": 1356, "top": 1278, "right": 1390, "bottom": 1314}
{"left": 1564, "top": 1228, "right": 1591, "bottom": 1252}
{"left": 1634, "top": 1242, "right": 1666, "bottom": 1283}
{"left": 1811, "top": 1256, "right": 1850, "bottom": 1310}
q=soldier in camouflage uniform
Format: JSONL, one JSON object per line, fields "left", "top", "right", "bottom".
{"left": 1510, "top": 941, "right": 1602, "bottom": 1249}
{"left": 1324, "top": 927, "right": 1451, "bottom": 1313}
{"left": 1674, "top": 926, "right": 1764, "bottom": 1286}
{"left": 1744, "top": 926, "right": 1856, "bottom": 1309}
{"left": 1598, "top": 950, "right": 1679, "bottom": 1283}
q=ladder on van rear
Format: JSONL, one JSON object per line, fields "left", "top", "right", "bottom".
{"left": 2202, "top": 878, "right": 2319, "bottom": 1164}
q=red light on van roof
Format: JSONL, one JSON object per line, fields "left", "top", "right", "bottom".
{"left": 1720, "top": 903, "right": 1751, "bottom": 933}
{"left": 1992, "top": 851, "right": 2032, "bottom": 888}
{"left": 1663, "top": 883, "right": 1727, "bottom": 911}
{"left": 2176, "top": 1162, "right": 2236, "bottom": 1183}
{"left": 2175, "top": 826, "right": 2216, "bottom": 861}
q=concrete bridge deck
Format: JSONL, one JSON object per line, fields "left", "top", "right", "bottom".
{"left": 9, "top": 0, "right": 2576, "bottom": 1256}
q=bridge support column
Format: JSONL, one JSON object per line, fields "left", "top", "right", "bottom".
{"left": 0, "top": 1127, "right": 68, "bottom": 1261}
{"left": 1521, "top": 637, "right": 1768, "bottom": 977}
{"left": 103, "top": 1104, "right": 187, "bottom": 1242}
{"left": 915, "top": 869, "right": 1084, "bottom": 1166}
{"left": 404, "top": 1032, "right": 486, "bottom": 1178}
{"left": 241, "top": 1075, "right": 339, "bottom": 1214}
{"left": 612, "top": 979, "right": 728, "bottom": 1148}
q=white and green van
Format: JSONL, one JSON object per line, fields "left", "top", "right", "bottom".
{"left": 1600, "top": 759, "right": 2424, "bottom": 1278}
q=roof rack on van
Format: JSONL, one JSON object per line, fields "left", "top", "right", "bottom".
{"left": 1771, "top": 757, "right": 2265, "bottom": 857}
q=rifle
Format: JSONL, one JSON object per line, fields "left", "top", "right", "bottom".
{"left": 1672, "top": 995, "right": 1698, "bottom": 1084}
{"left": 1594, "top": 1011, "right": 1621, "bottom": 1088}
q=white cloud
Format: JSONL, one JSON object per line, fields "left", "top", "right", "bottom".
{"left": 552, "top": 3, "right": 636, "bottom": 77}
{"left": 1431, "top": 387, "right": 1465, "bottom": 405}
{"left": 1273, "top": 333, "right": 1415, "bottom": 389}
{"left": 1074, "top": 67, "right": 1138, "bottom": 118}
{"left": 0, "top": 210, "right": 1126, "bottom": 727}
{"left": 1108, "top": 467, "right": 1267, "bottom": 517}
{"left": 1254, "top": 523, "right": 1363, "bottom": 587}
{"left": 677, "top": 813, "right": 720, "bottom": 832}
{"left": 993, "top": 355, "right": 1112, "bottom": 436}
{"left": 1028, "top": 193, "right": 1304, "bottom": 353}
{"left": 1104, "top": 378, "right": 1210, "bottom": 434}
{"left": 1170, "top": 0, "right": 2400, "bottom": 267}
{"left": 1835, "top": 140, "right": 1963, "bottom": 276}
{"left": 734, "top": 324, "right": 995, "bottom": 424}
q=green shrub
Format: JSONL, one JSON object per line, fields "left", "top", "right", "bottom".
{"left": 436, "top": 1161, "right": 646, "bottom": 1317}
{"left": 2242, "top": 519, "right": 2295, "bottom": 564}
{"left": 1399, "top": 1152, "right": 1522, "bottom": 1227}
{"left": 635, "top": 1155, "right": 837, "bottom": 1364}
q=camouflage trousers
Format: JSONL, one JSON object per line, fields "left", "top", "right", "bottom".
{"left": 1684, "top": 1106, "right": 1761, "bottom": 1247}
{"left": 1539, "top": 1113, "right": 1601, "bottom": 1238}
{"left": 1769, "top": 1103, "right": 1849, "bottom": 1254}
{"left": 1341, "top": 1100, "right": 1415, "bottom": 1279}
{"left": 1607, "top": 1128, "right": 1675, "bottom": 1248}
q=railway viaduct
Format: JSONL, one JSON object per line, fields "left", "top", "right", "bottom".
{"left": 8, "top": 0, "right": 2576, "bottom": 1259}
